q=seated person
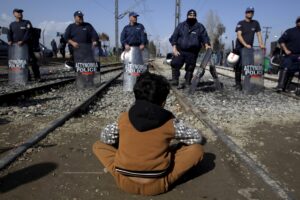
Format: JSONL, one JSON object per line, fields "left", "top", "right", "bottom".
{"left": 93, "top": 72, "right": 204, "bottom": 196}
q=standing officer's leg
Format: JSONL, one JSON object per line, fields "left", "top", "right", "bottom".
{"left": 178, "top": 52, "right": 197, "bottom": 89}
{"left": 276, "top": 67, "right": 284, "bottom": 89}
{"left": 60, "top": 47, "right": 66, "bottom": 59}
{"left": 232, "top": 49, "right": 242, "bottom": 90}
{"left": 277, "top": 56, "right": 293, "bottom": 92}
{"left": 170, "top": 53, "right": 185, "bottom": 86}
{"left": 29, "top": 47, "right": 41, "bottom": 81}
{"left": 285, "top": 55, "right": 300, "bottom": 92}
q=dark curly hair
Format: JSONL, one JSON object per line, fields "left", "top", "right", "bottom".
{"left": 133, "top": 72, "right": 170, "bottom": 105}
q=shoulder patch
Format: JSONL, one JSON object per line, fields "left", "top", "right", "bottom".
{"left": 27, "top": 23, "right": 31, "bottom": 29}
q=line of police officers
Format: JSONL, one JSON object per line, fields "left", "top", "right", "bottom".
{"left": 7, "top": 7, "right": 300, "bottom": 92}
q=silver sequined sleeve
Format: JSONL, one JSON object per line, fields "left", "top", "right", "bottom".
{"left": 173, "top": 119, "right": 203, "bottom": 145}
{"left": 100, "top": 122, "right": 119, "bottom": 145}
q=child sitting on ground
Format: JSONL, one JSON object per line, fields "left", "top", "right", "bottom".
{"left": 93, "top": 72, "right": 204, "bottom": 196}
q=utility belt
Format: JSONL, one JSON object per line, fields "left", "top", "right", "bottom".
{"left": 177, "top": 48, "right": 199, "bottom": 55}
{"left": 128, "top": 44, "right": 141, "bottom": 47}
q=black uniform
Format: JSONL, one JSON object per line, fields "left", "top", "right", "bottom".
{"left": 64, "top": 22, "right": 99, "bottom": 44}
{"left": 169, "top": 20, "right": 210, "bottom": 86}
{"left": 51, "top": 39, "right": 58, "bottom": 58}
{"left": 278, "top": 26, "right": 300, "bottom": 71}
{"left": 59, "top": 36, "right": 66, "bottom": 58}
{"left": 7, "top": 20, "right": 31, "bottom": 43}
{"left": 120, "top": 23, "right": 146, "bottom": 48}
{"left": 276, "top": 26, "right": 300, "bottom": 91}
{"left": 8, "top": 19, "right": 40, "bottom": 79}
{"left": 278, "top": 27, "right": 300, "bottom": 55}
{"left": 64, "top": 22, "right": 99, "bottom": 64}
{"left": 234, "top": 20, "right": 261, "bottom": 85}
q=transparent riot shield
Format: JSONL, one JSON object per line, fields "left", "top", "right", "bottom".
{"left": 93, "top": 46, "right": 101, "bottom": 82}
{"left": 242, "top": 48, "right": 264, "bottom": 94}
{"left": 209, "top": 55, "right": 223, "bottom": 90}
{"left": 122, "top": 47, "right": 147, "bottom": 92}
{"left": 74, "top": 43, "right": 98, "bottom": 89}
{"left": 8, "top": 44, "right": 29, "bottom": 85}
{"left": 142, "top": 48, "right": 149, "bottom": 63}
{"left": 142, "top": 48, "right": 150, "bottom": 72}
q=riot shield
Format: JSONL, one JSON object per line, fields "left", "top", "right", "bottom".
{"left": 73, "top": 43, "right": 98, "bottom": 89}
{"left": 8, "top": 44, "right": 29, "bottom": 85}
{"left": 242, "top": 48, "right": 264, "bottom": 94}
{"left": 142, "top": 48, "right": 150, "bottom": 72}
{"left": 142, "top": 48, "right": 150, "bottom": 64}
{"left": 209, "top": 57, "right": 223, "bottom": 91}
{"left": 189, "top": 48, "right": 212, "bottom": 94}
{"left": 122, "top": 47, "right": 147, "bottom": 92}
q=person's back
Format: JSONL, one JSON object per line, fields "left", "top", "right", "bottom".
{"left": 93, "top": 72, "right": 204, "bottom": 196}
{"left": 59, "top": 36, "right": 66, "bottom": 49}
{"left": 51, "top": 39, "right": 57, "bottom": 51}
{"left": 115, "top": 101, "right": 175, "bottom": 176}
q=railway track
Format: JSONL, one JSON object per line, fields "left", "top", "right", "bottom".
{"left": 0, "top": 63, "right": 123, "bottom": 104}
{"left": 0, "top": 69, "right": 287, "bottom": 199}
{"left": 169, "top": 87, "right": 294, "bottom": 200}
{"left": 213, "top": 65, "right": 300, "bottom": 100}
{"left": 215, "top": 65, "right": 300, "bottom": 85}
{"left": 0, "top": 69, "right": 122, "bottom": 170}
{"left": 153, "top": 61, "right": 298, "bottom": 200}
{"left": 0, "top": 60, "right": 298, "bottom": 199}
{"left": 0, "top": 62, "right": 122, "bottom": 83}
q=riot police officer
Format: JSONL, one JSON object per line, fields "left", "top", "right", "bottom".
{"left": 64, "top": 11, "right": 99, "bottom": 53}
{"left": 64, "top": 11, "right": 99, "bottom": 71}
{"left": 7, "top": 8, "right": 41, "bottom": 81}
{"left": 233, "top": 6, "right": 264, "bottom": 90}
{"left": 120, "top": 12, "right": 147, "bottom": 51}
{"left": 169, "top": 9, "right": 210, "bottom": 89}
{"left": 277, "top": 17, "right": 300, "bottom": 92}
{"left": 59, "top": 35, "right": 66, "bottom": 58}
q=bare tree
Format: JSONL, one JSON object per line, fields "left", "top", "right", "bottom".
{"left": 99, "top": 32, "right": 110, "bottom": 52}
{"left": 148, "top": 41, "right": 157, "bottom": 57}
{"left": 204, "top": 10, "right": 226, "bottom": 51}
{"left": 99, "top": 32, "right": 110, "bottom": 41}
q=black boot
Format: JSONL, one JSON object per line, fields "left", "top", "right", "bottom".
{"left": 233, "top": 70, "right": 242, "bottom": 87}
{"left": 27, "top": 68, "right": 33, "bottom": 82}
{"left": 275, "top": 69, "right": 284, "bottom": 89}
{"left": 277, "top": 69, "right": 288, "bottom": 92}
{"left": 177, "top": 82, "right": 186, "bottom": 89}
{"left": 186, "top": 71, "right": 193, "bottom": 85}
{"left": 285, "top": 73, "right": 295, "bottom": 93}
{"left": 234, "top": 82, "right": 242, "bottom": 91}
{"left": 296, "top": 74, "right": 300, "bottom": 96}
{"left": 170, "top": 68, "right": 179, "bottom": 86}
{"left": 177, "top": 71, "right": 193, "bottom": 89}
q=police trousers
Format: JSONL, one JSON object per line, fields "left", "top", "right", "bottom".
{"left": 171, "top": 51, "right": 198, "bottom": 78}
{"left": 282, "top": 54, "right": 300, "bottom": 73}
{"left": 233, "top": 49, "right": 243, "bottom": 84}
{"left": 28, "top": 48, "right": 40, "bottom": 79}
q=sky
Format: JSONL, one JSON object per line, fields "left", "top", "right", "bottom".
{"left": 0, "top": 0, "right": 299, "bottom": 54}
